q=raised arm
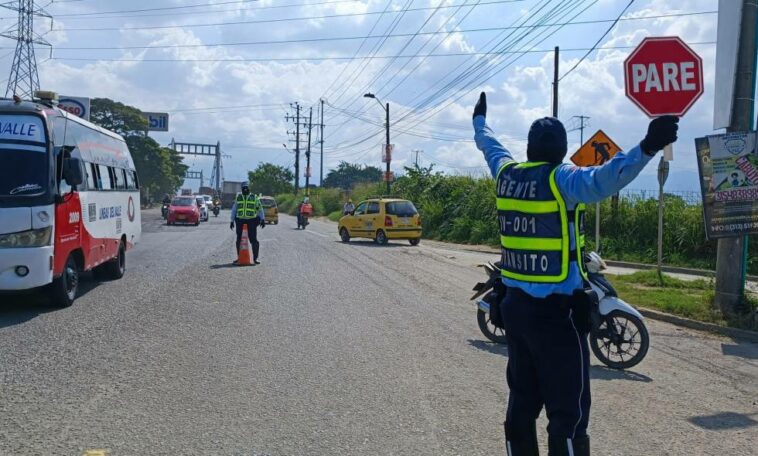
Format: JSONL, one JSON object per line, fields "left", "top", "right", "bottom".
{"left": 471, "top": 92, "right": 515, "bottom": 178}
{"left": 554, "top": 116, "right": 679, "bottom": 206}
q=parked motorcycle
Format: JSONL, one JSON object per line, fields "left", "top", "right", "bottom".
{"left": 161, "top": 203, "right": 170, "bottom": 219}
{"left": 471, "top": 252, "right": 650, "bottom": 370}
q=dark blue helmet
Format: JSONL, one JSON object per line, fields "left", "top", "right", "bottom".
{"left": 527, "top": 117, "right": 567, "bottom": 164}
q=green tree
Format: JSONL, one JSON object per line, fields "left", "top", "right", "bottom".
{"left": 322, "top": 161, "right": 383, "bottom": 189}
{"left": 89, "top": 98, "right": 187, "bottom": 202}
{"left": 248, "top": 163, "right": 294, "bottom": 195}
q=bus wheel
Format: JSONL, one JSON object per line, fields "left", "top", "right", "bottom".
{"left": 97, "top": 241, "right": 126, "bottom": 280}
{"left": 50, "top": 255, "right": 79, "bottom": 308}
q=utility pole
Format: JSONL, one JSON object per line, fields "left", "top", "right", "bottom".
{"left": 385, "top": 102, "right": 391, "bottom": 195}
{"left": 2, "top": 0, "right": 51, "bottom": 99}
{"left": 319, "top": 99, "right": 325, "bottom": 187}
{"left": 715, "top": 0, "right": 757, "bottom": 317}
{"left": 305, "top": 107, "right": 313, "bottom": 195}
{"left": 413, "top": 149, "right": 421, "bottom": 168}
{"left": 552, "top": 46, "right": 559, "bottom": 118}
{"left": 286, "top": 103, "right": 302, "bottom": 194}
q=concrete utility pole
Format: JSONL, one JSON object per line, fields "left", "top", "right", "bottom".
{"left": 413, "top": 149, "right": 422, "bottom": 168}
{"left": 305, "top": 107, "right": 313, "bottom": 195}
{"left": 552, "top": 46, "right": 559, "bottom": 118}
{"left": 286, "top": 103, "right": 302, "bottom": 194}
{"left": 385, "top": 102, "right": 391, "bottom": 195}
{"left": 715, "top": 0, "right": 757, "bottom": 316}
{"left": 319, "top": 99, "right": 325, "bottom": 187}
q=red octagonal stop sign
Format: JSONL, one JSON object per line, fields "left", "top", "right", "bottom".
{"left": 624, "top": 36, "right": 703, "bottom": 117}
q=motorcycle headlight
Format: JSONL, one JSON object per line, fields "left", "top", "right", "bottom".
{"left": 0, "top": 226, "right": 53, "bottom": 248}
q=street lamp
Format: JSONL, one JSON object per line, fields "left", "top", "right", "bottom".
{"left": 364, "top": 92, "right": 391, "bottom": 195}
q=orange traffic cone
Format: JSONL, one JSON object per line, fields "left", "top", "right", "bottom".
{"left": 237, "top": 225, "right": 253, "bottom": 266}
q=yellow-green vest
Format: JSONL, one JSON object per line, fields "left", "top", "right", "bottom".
{"left": 496, "top": 161, "right": 587, "bottom": 283}
{"left": 236, "top": 193, "right": 261, "bottom": 219}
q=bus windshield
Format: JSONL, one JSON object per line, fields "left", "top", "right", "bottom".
{"left": 0, "top": 115, "right": 48, "bottom": 197}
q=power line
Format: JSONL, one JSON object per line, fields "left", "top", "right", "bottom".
{"left": 558, "top": 0, "right": 634, "bottom": 81}
{"left": 52, "top": 0, "right": 526, "bottom": 32}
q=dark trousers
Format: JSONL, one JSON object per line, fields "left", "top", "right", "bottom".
{"left": 502, "top": 287, "right": 591, "bottom": 449}
{"left": 235, "top": 217, "right": 260, "bottom": 260}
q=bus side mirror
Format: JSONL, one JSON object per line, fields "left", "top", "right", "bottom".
{"left": 63, "top": 157, "right": 84, "bottom": 186}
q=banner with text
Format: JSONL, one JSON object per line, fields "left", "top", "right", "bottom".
{"left": 695, "top": 132, "right": 758, "bottom": 238}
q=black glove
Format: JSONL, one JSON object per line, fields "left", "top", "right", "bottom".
{"left": 229, "top": 221, "right": 234, "bottom": 230}
{"left": 473, "top": 92, "right": 486, "bottom": 119}
{"left": 641, "top": 115, "right": 679, "bottom": 155}
{"left": 260, "top": 219, "right": 266, "bottom": 229}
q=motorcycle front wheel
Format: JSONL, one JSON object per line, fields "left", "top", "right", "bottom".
{"left": 477, "top": 309, "right": 508, "bottom": 344}
{"left": 590, "top": 310, "right": 649, "bottom": 370}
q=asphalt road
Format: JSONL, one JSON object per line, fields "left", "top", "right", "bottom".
{"left": 0, "top": 210, "right": 756, "bottom": 455}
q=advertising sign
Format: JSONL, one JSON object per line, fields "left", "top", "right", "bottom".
{"left": 570, "top": 130, "right": 621, "bottom": 167}
{"left": 695, "top": 132, "right": 758, "bottom": 238}
{"left": 58, "top": 96, "right": 91, "bottom": 120}
{"left": 143, "top": 112, "right": 169, "bottom": 132}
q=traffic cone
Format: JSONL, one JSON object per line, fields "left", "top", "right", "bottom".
{"left": 237, "top": 225, "right": 253, "bottom": 266}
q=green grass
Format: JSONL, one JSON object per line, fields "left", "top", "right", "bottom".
{"left": 607, "top": 272, "right": 724, "bottom": 325}
{"left": 607, "top": 271, "right": 757, "bottom": 329}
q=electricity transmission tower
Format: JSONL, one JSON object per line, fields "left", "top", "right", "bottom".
{"left": 1, "top": 0, "right": 52, "bottom": 99}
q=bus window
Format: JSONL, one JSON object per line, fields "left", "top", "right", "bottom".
{"left": 85, "top": 162, "right": 96, "bottom": 189}
{"left": 112, "top": 167, "right": 124, "bottom": 190}
{"left": 98, "top": 164, "right": 112, "bottom": 190}
{"left": 132, "top": 170, "right": 139, "bottom": 189}
{"left": 125, "top": 169, "right": 135, "bottom": 189}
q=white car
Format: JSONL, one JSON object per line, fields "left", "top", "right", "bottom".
{"left": 194, "top": 196, "right": 209, "bottom": 222}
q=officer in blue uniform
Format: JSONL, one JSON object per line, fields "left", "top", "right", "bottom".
{"left": 472, "top": 92, "right": 678, "bottom": 456}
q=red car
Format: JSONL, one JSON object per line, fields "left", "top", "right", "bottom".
{"left": 167, "top": 197, "right": 200, "bottom": 226}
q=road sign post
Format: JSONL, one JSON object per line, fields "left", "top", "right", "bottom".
{"left": 571, "top": 130, "right": 622, "bottom": 252}
{"left": 657, "top": 157, "right": 670, "bottom": 278}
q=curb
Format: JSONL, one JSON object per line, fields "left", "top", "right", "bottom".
{"left": 638, "top": 307, "right": 758, "bottom": 343}
{"left": 605, "top": 260, "right": 758, "bottom": 282}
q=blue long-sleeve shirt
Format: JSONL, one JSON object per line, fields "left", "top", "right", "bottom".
{"left": 474, "top": 115, "right": 653, "bottom": 297}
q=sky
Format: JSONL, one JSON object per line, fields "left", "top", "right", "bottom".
{"left": 0, "top": 0, "right": 726, "bottom": 192}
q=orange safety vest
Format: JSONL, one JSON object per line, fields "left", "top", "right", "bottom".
{"left": 300, "top": 203, "right": 313, "bottom": 215}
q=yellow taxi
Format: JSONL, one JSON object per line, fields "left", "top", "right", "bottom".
{"left": 260, "top": 196, "right": 279, "bottom": 225}
{"left": 338, "top": 198, "right": 421, "bottom": 245}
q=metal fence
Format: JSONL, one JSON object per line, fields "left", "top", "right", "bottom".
{"left": 619, "top": 189, "right": 703, "bottom": 205}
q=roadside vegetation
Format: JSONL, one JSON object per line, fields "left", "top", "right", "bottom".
{"left": 608, "top": 270, "right": 757, "bottom": 330}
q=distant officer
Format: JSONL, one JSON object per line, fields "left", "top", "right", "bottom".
{"left": 230, "top": 184, "right": 265, "bottom": 264}
{"left": 472, "top": 92, "right": 677, "bottom": 456}
{"left": 343, "top": 198, "right": 355, "bottom": 215}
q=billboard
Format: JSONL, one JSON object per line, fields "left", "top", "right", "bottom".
{"left": 58, "top": 96, "right": 91, "bottom": 120}
{"left": 143, "top": 112, "right": 169, "bottom": 132}
{"left": 695, "top": 132, "right": 758, "bottom": 238}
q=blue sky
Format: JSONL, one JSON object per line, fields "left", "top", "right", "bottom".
{"left": 0, "top": 0, "right": 723, "bottom": 191}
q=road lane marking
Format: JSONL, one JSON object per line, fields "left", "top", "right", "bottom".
{"left": 83, "top": 450, "right": 108, "bottom": 456}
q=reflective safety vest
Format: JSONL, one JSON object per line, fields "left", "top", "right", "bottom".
{"left": 496, "top": 161, "right": 587, "bottom": 283}
{"left": 236, "top": 193, "right": 261, "bottom": 219}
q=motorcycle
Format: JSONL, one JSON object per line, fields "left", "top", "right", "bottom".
{"left": 471, "top": 252, "right": 650, "bottom": 370}
{"left": 297, "top": 213, "right": 309, "bottom": 230}
{"left": 212, "top": 205, "right": 220, "bottom": 217}
{"left": 161, "top": 203, "right": 170, "bottom": 219}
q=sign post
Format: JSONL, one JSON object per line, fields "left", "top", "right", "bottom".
{"left": 656, "top": 157, "right": 670, "bottom": 278}
{"left": 571, "top": 130, "right": 622, "bottom": 252}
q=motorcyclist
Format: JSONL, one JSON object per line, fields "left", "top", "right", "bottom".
{"left": 343, "top": 199, "right": 355, "bottom": 215}
{"left": 229, "top": 184, "right": 265, "bottom": 264}
{"left": 162, "top": 194, "right": 171, "bottom": 205}
{"left": 472, "top": 92, "right": 678, "bottom": 456}
{"left": 297, "top": 197, "right": 313, "bottom": 228}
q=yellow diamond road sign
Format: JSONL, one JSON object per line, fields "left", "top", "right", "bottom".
{"left": 570, "top": 130, "right": 622, "bottom": 167}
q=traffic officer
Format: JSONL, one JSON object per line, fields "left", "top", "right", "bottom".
{"left": 229, "top": 183, "right": 265, "bottom": 264}
{"left": 472, "top": 92, "right": 677, "bottom": 456}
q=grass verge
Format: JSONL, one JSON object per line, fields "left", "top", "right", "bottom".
{"left": 607, "top": 270, "right": 756, "bottom": 330}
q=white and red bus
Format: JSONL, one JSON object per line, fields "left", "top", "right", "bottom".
{"left": 0, "top": 93, "right": 141, "bottom": 307}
